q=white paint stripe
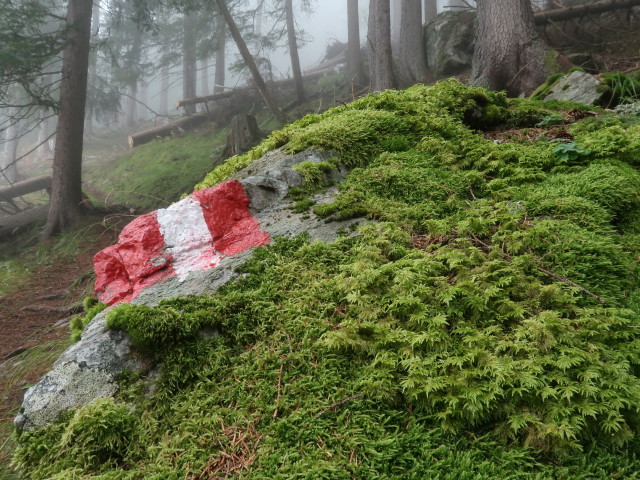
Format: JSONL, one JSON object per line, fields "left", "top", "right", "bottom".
{"left": 156, "top": 195, "right": 222, "bottom": 281}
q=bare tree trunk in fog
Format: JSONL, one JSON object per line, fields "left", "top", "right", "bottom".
{"left": 347, "top": 0, "right": 364, "bottom": 88}
{"left": 85, "top": 3, "right": 100, "bottom": 137}
{"left": 183, "top": 12, "right": 198, "bottom": 113}
{"left": 138, "top": 81, "right": 148, "bottom": 122}
{"left": 37, "top": 113, "right": 53, "bottom": 161}
{"left": 44, "top": 0, "right": 92, "bottom": 237}
{"left": 390, "top": 0, "right": 401, "bottom": 47}
{"left": 215, "top": 0, "right": 286, "bottom": 123}
{"left": 285, "top": 0, "right": 304, "bottom": 103}
{"left": 471, "top": 0, "right": 549, "bottom": 96}
{"left": 254, "top": 0, "right": 264, "bottom": 53}
{"left": 424, "top": 0, "right": 437, "bottom": 22}
{"left": 125, "top": 83, "right": 137, "bottom": 127}
{"left": 124, "top": 22, "right": 142, "bottom": 128}
{"left": 214, "top": 14, "right": 226, "bottom": 94}
{"left": 159, "top": 44, "right": 170, "bottom": 115}
{"left": 2, "top": 108, "right": 19, "bottom": 184}
{"left": 398, "top": 0, "right": 430, "bottom": 88}
{"left": 368, "top": 0, "right": 395, "bottom": 91}
{"left": 200, "top": 59, "right": 210, "bottom": 95}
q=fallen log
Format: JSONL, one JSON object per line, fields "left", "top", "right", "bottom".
{"left": 176, "top": 89, "right": 241, "bottom": 109}
{"left": 127, "top": 111, "right": 211, "bottom": 148}
{"left": 176, "top": 70, "right": 332, "bottom": 111}
{"left": 0, "top": 204, "right": 49, "bottom": 239}
{"left": 534, "top": 0, "right": 640, "bottom": 24}
{"left": 0, "top": 175, "right": 51, "bottom": 202}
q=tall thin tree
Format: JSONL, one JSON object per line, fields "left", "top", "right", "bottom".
{"left": 285, "top": 0, "right": 304, "bottom": 103}
{"left": 43, "top": 0, "right": 93, "bottom": 236}
{"left": 213, "top": 13, "right": 226, "bottom": 94}
{"left": 398, "top": 0, "right": 430, "bottom": 88}
{"left": 367, "top": 0, "right": 395, "bottom": 92}
{"left": 214, "top": 0, "right": 286, "bottom": 123}
{"left": 347, "top": 0, "right": 364, "bottom": 88}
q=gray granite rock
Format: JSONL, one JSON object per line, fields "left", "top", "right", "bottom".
{"left": 425, "top": 10, "right": 476, "bottom": 78}
{"left": 544, "top": 71, "right": 602, "bottom": 106}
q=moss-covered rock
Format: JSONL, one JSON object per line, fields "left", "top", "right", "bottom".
{"left": 15, "top": 80, "right": 640, "bottom": 479}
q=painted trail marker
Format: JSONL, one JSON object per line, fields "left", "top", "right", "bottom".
{"left": 94, "top": 180, "right": 270, "bottom": 305}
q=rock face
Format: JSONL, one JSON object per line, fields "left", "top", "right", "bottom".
{"left": 424, "top": 11, "right": 476, "bottom": 78}
{"left": 15, "top": 149, "right": 359, "bottom": 432}
{"left": 544, "top": 71, "right": 602, "bottom": 105}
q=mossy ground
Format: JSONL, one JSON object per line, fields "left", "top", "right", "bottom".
{"left": 13, "top": 80, "right": 640, "bottom": 479}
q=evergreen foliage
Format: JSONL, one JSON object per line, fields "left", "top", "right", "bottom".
{"left": 14, "top": 80, "right": 640, "bottom": 478}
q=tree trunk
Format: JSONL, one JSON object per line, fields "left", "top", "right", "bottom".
{"left": 159, "top": 43, "right": 170, "bottom": 116}
{"left": 200, "top": 59, "right": 210, "bottom": 95}
{"left": 183, "top": 12, "right": 198, "bottom": 114}
{"left": 1, "top": 108, "right": 19, "bottom": 184}
{"left": 347, "top": 0, "right": 364, "bottom": 88}
{"left": 471, "top": 0, "right": 549, "bottom": 97}
{"left": 424, "top": 0, "right": 438, "bottom": 23}
{"left": 214, "top": 14, "right": 226, "bottom": 94}
{"left": 224, "top": 115, "right": 262, "bottom": 157}
{"left": 37, "top": 113, "right": 53, "bottom": 161}
{"left": 125, "top": 83, "right": 137, "bottom": 128}
{"left": 215, "top": 0, "right": 286, "bottom": 123}
{"left": 368, "top": 0, "right": 395, "bottom": 92}
{"left": 398, "top": 0, "right": 431, "bottom": 88}
{"left": 285, "top": 0, "right": 304, "bottom": 103}
{"left": 43, "top": 0, "right": 92, "bottom": 237}
{"left": 138, "top": 81, "right": 148, "bottom": 122}
{"left": 85, "top": 4, "right": 100, "bottom": 137}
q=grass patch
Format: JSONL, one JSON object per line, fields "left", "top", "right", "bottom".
{"left": 86, "top": 125, "right": 228, "bottom": 211}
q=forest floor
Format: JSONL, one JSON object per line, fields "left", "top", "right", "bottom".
{"left": 0, "top": 213, "right": 129, "bottom": 478}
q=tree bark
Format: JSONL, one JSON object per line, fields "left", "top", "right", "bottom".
{"left": 285, "top": 0, "right": 304, "bottom": 103}
{"left": 2, "top": 107, "right": 19, "bottom": 184}
{"left": 347, "top": 0, "right": 364, "bottom": 88}
{"left": 43, "top": 0, "right": 92, "bottom": 236}
{"left": 534, "top": 0, "right": 640, "bottom": 23}
{"left": 224, "top": 115, "right": 262, "bottom": 157}
{"left": 37, "top": 112, "right": 53, "bottom": 161}
{"left": 368, "top": 0, "right": 395, "bottom": 92}
{"left": 214, "top": 13, "right": 226, "bottom": 94}
{"left": 85, "top": 3, "right": 100, "bottom": 137}
{"left": 398, "top": 0, "right": 431, "bottom": 88}
{"left": 125, "top": 83, "right": 137, "bottom": 127}
{"left": 424, "top": 0, "right": 438, "bottom": 22}
{"left": 183, "top": 12, "right": 198, "bottom": 114}
{"left": 215, "top": 0, "right": 286, "bottom": 123}
{"left": 200, "top": 59, "right": 210, "bottom": 95}
{"left": 159, "top": 42, "right": 170, "bottom": 116}
{"left": 471, "top": 0, "right": 549, "bottom": 97}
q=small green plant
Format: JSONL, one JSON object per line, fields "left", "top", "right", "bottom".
{"left": 598, "top": 72, "right": 640, "bottom": 108}
{"left": 536, "top": 113, "right": 564, "bottom": 127}
{"left": 551, "top": 139, "right": 591, "bottom": 164}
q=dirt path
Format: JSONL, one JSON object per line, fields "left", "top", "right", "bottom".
{"left": 0, "top": 214, "right": 128, "bottom": 430}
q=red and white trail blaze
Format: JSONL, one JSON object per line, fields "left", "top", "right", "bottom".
{"left": 94, "top": 180, "right": 270, "bottom": 305}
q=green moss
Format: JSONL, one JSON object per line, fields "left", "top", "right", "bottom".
{"left": 16, "top": 80, "right": 640, "bottom": 479}
{"left": 70, "top": 298, "right": 107, "bottom": 343}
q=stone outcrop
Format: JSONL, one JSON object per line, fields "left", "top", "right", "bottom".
{"left": 424, "top": 10, "right": 476, "bottom": 78}
{"left": 15, "top": 149, "right": 359, "bottom": 432}
{"left": 544, "top": 71, "right": 602, "bottom": 105}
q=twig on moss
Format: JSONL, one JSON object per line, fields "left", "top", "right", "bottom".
{"left": 272, "top": 361, "right": 284, "bottom": 419}
{"left": 315, "top": 393, "right": 364, "bottom": 418}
